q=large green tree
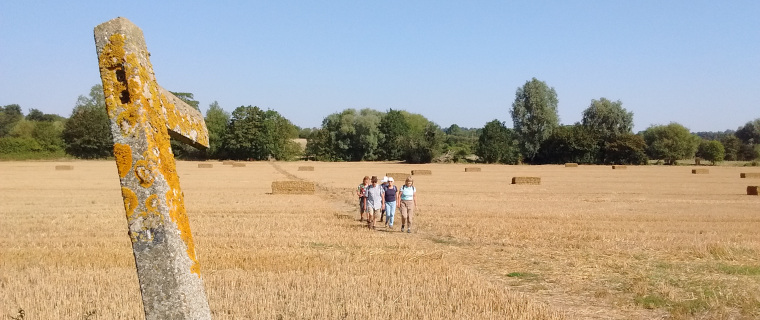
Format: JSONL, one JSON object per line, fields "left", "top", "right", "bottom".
{"left": 602, "top": 133, "right": 648, "bottom": 165}
{"left": 641, "top": 123, "right": 700, "bottom": 165}
{"left": 735, "top": 119, "right": 760, "bottom": 144}
{"left": 378, "top": 109, "right": 410, "bottom": 160}
{"left": 475, "top": 119, "right": 519, "bottom": 164}
{"left": 581, "top": 98, "right": 633, "bottom": 137}
{"left": 719, "top": 135, "right": 741, "bottom": 161}
{"left": 510, "top": 78, "right": 559, "bottom": 162}
{"left": 223, "top": 106, "right": 299, "bottom": 160}
{"left": 63, "top": 84, "right": 113, "bottom": 159}
{"left": 697, "top": 140, "right": 725, "bottom": 165}
{"left": 319, "top": 108, "right": 383, "bottom": 161}
{"left": 536, "top": 125, "right": 600, "bottom": 164}
{"left": 0, "top": 104, "right": 23, "bottom": 137}
{"left": 204, "top": 101, "right": 230, "bottom": 159}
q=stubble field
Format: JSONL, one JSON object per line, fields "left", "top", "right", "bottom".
{"left": 1, "top": 161, "right": 759, "bottom": 319}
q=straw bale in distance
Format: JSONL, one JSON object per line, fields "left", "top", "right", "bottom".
{"left": 565, "top": 163, "right": 578, "bottom": 167}
{"left": 412, "top": 170, "right": 432, "bottom": 175}
{"left": 465, "top": 167, "right": 481, "bottom": 172}
{"left": 232, "top": 162, "right": 246, "bottom": 167}
{"left": 55, "top": 165, "right": 74, "bottom": 171}
{"left": 612, "top": 165, "right": 627, "bottom": 170}
{"left": 692, "top": 169, "right": 709, "bottom": 174}
{"left": 222, "top": 161, "right": 235, "bottom": 165}
{"left": 747, "top": 186, "right": 759, "bottom": 196}
{"left": 198, "top": 163, "right": 213, "bottom": 168}
{"left": 512, "top": 177, "right": 540, "bottom": 185}
{"left": 298, "top": 166, "right": 314, "bottom": 171}
{"left": 740, "top": 173, "right": 760, "bottom": 178}
{"left": 386, "top": 172, "right": 410, "bottom": 182}
{"left": 272, "top": 181, "right": 315, "bottom": 195}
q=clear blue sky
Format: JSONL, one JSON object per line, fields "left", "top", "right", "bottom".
{"left": 1, "top": 1, "right": 758, "bottom": 132}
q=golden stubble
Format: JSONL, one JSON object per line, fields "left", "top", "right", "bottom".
{"left": 2, "top": 161, "right": 759, "bottom": 319}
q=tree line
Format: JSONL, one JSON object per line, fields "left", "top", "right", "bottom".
{"left": 1, "top": 79, "right": 759, "bottom": 165}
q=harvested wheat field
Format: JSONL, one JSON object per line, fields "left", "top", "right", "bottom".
{"left": 2, "top": 161, "right": 760, "bottom": 319}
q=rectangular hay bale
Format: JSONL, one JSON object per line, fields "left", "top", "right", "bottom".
{"left": 565, "top": 163, "right": 578, "bottom": 167}
{"left": 298, "top": 166, "right": 314, "bottom": 171}
{"left": 272, "top": 181, "right": 315, "bottom": 195}
{"left": 222, "top": 161, "right": 235, "bottom": 165}
{"left": 612, "top": 165, "right": 627, "bottom": 170}
{"left": 232, "top": 162, "right": 246, "bottom": 167}
{"left": 198, "top": 163, "right": 213, "bottom": 168}
{"left": 386, "top": 173, "right": 410, "bottom": 182}
{"left": 512, "top": 176, "right": 540, "bottom": 185}
{"left": 692, "top": 169, "right": 709, "bottom": 174}
{"left": 412, "top": 170, "right": 432, "bottom": 175}
{"left": 464, "top": 167, "right": 481, "bottom": 172}
{"left": 55, "top": 165, "right": 74, "bottom": 171}
{"left": 740, "top": 173, "right": 760, "bottom": 179}
{"left": 747, "top": 186, "right": 759, "bottom": 196}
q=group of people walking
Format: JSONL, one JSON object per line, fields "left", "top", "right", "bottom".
{"left": 356, "top": 175, "right": 417, "bottom": 233}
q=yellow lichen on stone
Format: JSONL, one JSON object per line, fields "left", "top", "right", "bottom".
{"left": 113, "top": 143, "right": 132, "bottom": 178}
{"left": 121, "top": 187, "right": 138, "bottom": 217}
{"left": 134, "top": 159, "right": 155, "bottom": 188}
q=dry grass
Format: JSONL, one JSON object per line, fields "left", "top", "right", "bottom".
{"left": 692, "top": 169, "right": 709, "bottom": 174}
{"left": 386, "top": 172, "right": 410, "bottom": 182}
{"left": 271, "top": 181, "right": 315, "bottom": 194}
{"left": 512, "top": 176, "right": 541, "bottom": 185}
{"left": 3, "top": 161, "right": 760, "bottom": 319}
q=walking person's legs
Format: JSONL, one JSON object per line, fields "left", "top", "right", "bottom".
{"left": 386, "top": 201, "right": 396, "bottom": 228}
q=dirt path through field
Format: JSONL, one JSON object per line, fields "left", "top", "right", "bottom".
{"left": 270, "top": 162, "right": 670, "bottom": 319}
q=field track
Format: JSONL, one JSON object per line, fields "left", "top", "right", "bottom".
{"left": 2, "top": 161, "right": 759, "bottom": 319}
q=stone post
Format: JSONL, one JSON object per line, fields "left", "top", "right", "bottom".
{"left": 94, "top": 17, "right": 212, "bottom": 320}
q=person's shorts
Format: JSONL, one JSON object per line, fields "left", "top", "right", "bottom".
{"left": 369, "top": 207, "right": 382, "bottom": 215}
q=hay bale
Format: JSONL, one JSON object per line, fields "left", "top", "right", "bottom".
{"left": 512, "top": 177, "right": 540, "bottom": 185}
{"left": 692, "top": 169, "right": 709, "bottom": 174}
{"left": 386, "top": 172, "right": 410, "bottom": 182}
{"left": 740, "top": 173, "right": 760, "bottom": 178}
{"left": 272, "top": 181, "right": 315, "bottom": 195}
{"left": 612, "top": 165, "right": 627, "bottom": 170}
{"left": 222, "top": 161, "right": 235, "bottom": 165}
{"left": 565, "top": 163, "right": 579, "bottom": 167}
{"left": 55, "top": 165, "right": 74, "bottom": 171}
{"left": 298, "top": 166, "right": 314, "bottom": 171}
{"left": 464, "top": 167, "right": 481, "bottom": 172}
{"left": 232, "top": 162, "right": 246, "bottom": 167}
{"left": 412, "top": 170, "right": 432, "bottom": 175}
{"left": 747, "top": 186, "right": 759, "bottom": 196}
{"left": 198, "top": 163, "right": 213, "bottom": 168}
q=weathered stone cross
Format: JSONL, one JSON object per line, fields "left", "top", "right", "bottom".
{"left": 94, "top": 17, "right": 212, "bottom": 319}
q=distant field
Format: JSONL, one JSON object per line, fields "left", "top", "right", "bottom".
{"left": 1, "top": 161, "right": 759, "bottom": 319}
